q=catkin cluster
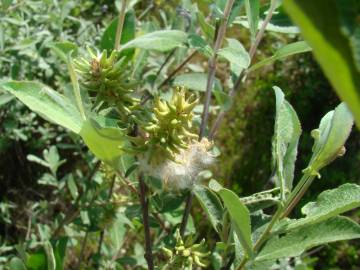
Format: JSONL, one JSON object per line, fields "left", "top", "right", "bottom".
{"left": 143, "top": 87, "right": 198, "bottom": 162}
{"left": 139, "top": 88, "right": 215, "bottom": 190}
{"left": 74, "top": 48, "right": 139, "bottom": 115}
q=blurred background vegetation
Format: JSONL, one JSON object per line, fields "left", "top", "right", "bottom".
{"left": 0, "top": 0, "right": 359, "bottom": 269}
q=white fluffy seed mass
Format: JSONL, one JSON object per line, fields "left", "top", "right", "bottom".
{"left": 140, "top": 138, "right": 215, "bottom": 190}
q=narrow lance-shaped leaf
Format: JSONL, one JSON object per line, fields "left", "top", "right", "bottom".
{"left": 209, "top": 180, "right": 253, "bottom": 256}
{"left": 248, "top": 41, "right": 312, "bottom": 72}
{"left": 44, "top": 242, "right": 56, "bottom": 270}
{"left": 120, "top": 30, "right": 188, "bottom": 52}
{"left": 0, "top": 81, "right": 83, "bottom": 134}
{"left": 245, "top": 0, "right": 260, "bottom": 42}
{"left": 256, "top": 216, "right": 360, "bottom": 261}
{"left": 305, "top": 102, "right": 353, "bottom": 175}
{"left": 271, "top": 87, "right": 302, "bottom": 199}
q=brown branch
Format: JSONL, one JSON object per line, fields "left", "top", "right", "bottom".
{"left": 158, "top": 50, "right": 197, "bottom": 89}
{"left": 200, "top": 0, "right": 235, "bottom": 139}
{"left": 139, "top": 174, "right": 154, "bottom": 270}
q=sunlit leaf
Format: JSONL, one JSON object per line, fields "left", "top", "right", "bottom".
{"left": 248, "top": 41, "right": 312, "bottom": 72}
{"left": 0, "top": 81, "right": 83, "bottom": 133}
{"left": 209, "top": 180, "right": 253, "bottom": 256}
{"left": 257, "top": 216, "right": 360, "bottom": 261}
{"left": 271, "top": 86, "right": 301, "bottom": 199}
{"left": 120, "top": 30, "right": 187, "bottom": 52}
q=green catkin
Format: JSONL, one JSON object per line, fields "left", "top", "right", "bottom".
{"left": 74, "top": 48, "right": 139, "bottom": 115}
{"left": 143, "top": 87, "right": 198, "bottom": 163}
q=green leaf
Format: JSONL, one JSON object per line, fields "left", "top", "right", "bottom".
{"left": 0, "top": 92, "right": 14, "bottom": 106}
{"left": 9, "top": 257, "right": 26, "bottom": 270}
{"left": 271, "top": 86, "right": 302, "bottom": 199}
{"left": 188, "top": 34, "right": 213, "bottom": 57}
{"left": 173, "top": 73, "right": 222, "bottom": 92}
{"left": 209, "top": 180, "right": 253, "bottom": 256}
{"left": 44, "top": 242, "right": 56, "bottom": 270}
{"left": 248, "top": 41, "right": 312, "bottom": 72}
{"left": 218, "top": 38, "right": 250, "bottom": 74}
{"left": 120, "top": 30, "right": 187, "bottom": 52}
{"left": 108, "top": 213, "right": 127, "bottom": 257}
{"left": 244, "top": 0, "right": 260, "bottom": 41}
{"left": 52, "top": 238, "right": 68, "bottom": 270}
{"left": 79, "top": 118, "right": 126, "bottom": 166}
{"left": 26, "top": 251, "right": 47, "bottom": 270}
{"left": 0, "top": 81, "right": 83, "bottom": 133}
{"left": 279, "top": 183, "right": 360, "bottom": 232}
{"left": 173, "top": 73, "right": 230, "bottom": 110}
{"left": 256, "top": 216, "right": 360, "bottom": 261}
{"left": 48, "top": 42, "right": 78, "bottom": 63}
{"left": 241, "top": 188, "right": 280, "bottom": 212}
{"left": 283, "top": 0, "right": 360, "bottom": 128}
{"left": 307, "top": 102, "right": 353, "bottom": 173}
{"left": 194, "top": 185, "right": 224, "bottom": 233}
{"left": 100, "top": 10, "right": 136, "bottom": 58}
{"left": 67, "top": 174, "right": 78, "bottom": 200}
{"left": 197, "top": 11, "right": 215, "bottom": 41}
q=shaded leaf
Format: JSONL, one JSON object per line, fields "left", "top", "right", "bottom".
{"left": 100, "top": 10, "right": 136, "bottom": 58}
{"left": 188, "top": 34, "right": 213, "bottom": 57}
{"left": 194, "top": 185, "right": 224, "bottom": 233}
{"left": 283, "top": 0, "right": 360, "bottom": 127}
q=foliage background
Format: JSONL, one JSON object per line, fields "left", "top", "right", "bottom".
{"left": 0, "top": 0, "right": 359, "bottom": 269}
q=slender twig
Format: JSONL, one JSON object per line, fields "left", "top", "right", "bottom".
{"left": 139, "top": 174, "right": 154, "bottom": 270}
{"left": 156, "top": 49, "right": 177, "bottom": 78}
{"left": 138, "top": 1, "right": 154, "bottom": 20}
{"left": 179, "top": 191, "right": 194, "bottom": 237}
{"left": 200, "top": 0, "right": 235, "bottom": 138}
{"left": 237, "top": 172, "right": 315, "bottom": 269}
{"left": 115, "top": 0, "right": 128, "bottom": 51}
{"left": 153, "top": 212, "right": 170, "bottom": 233}
{"left": 158, "top": 50, "right": 197, "bottom": 89}
{"left": 210, "top": 0, "right": 277, "bottom": 139}
{"left": 178, "top": 0, "right": 235, "bottom": 239}
{"left": 97, "top": 175, "right": 117, "bottom": 261}
{"left": 281, "top": 175, "right": 315, "bottom": 218}
{"left": 76, "top": 231, "right": 89, "bottom": 269}
{"left": 221, "top": 252, "right": 235, "bottom": 270}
